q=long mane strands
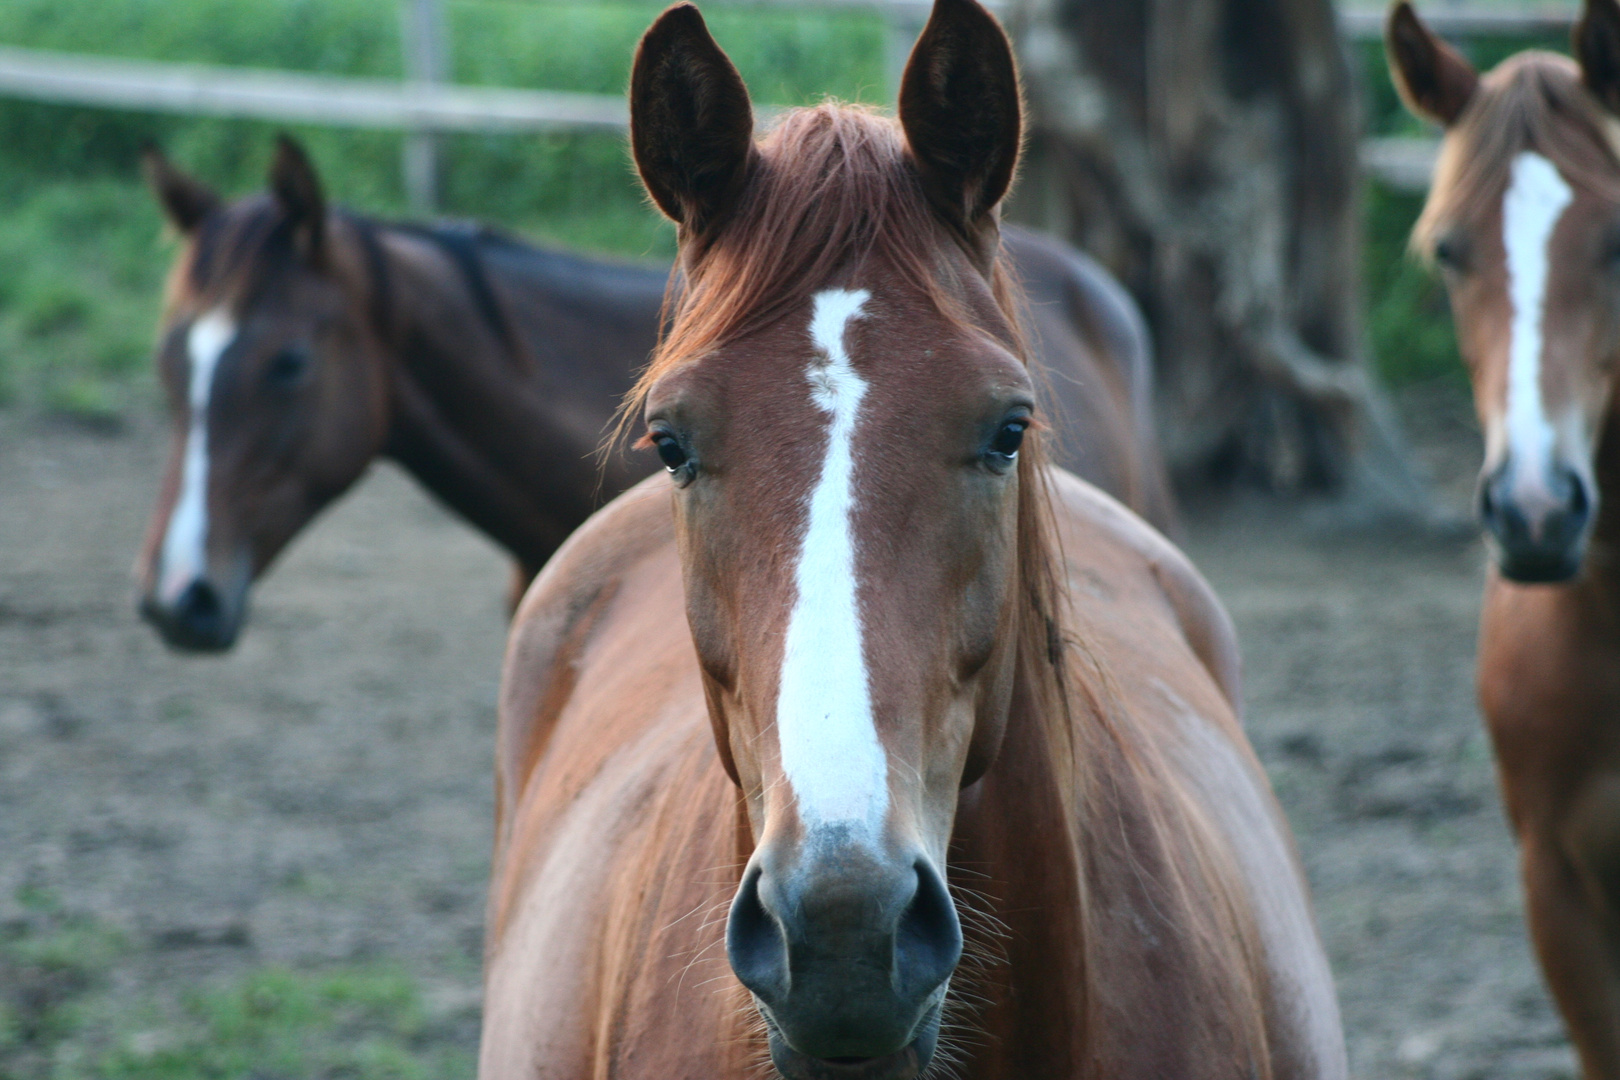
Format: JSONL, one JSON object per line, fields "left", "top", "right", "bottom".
{"left": 1417, "top": 51, "right": 1620, "bottom": 252}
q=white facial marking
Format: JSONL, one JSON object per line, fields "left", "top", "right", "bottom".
{"left": 775, "top": 288, "right": 888, "bottom": 841}
{"left": 158, "top": 308, "right": 235, "bottom": 604}
{"left": 1502, "top": 151, "right": 1573, "bottom": 483}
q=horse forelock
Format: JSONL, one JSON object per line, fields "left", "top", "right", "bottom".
{"left": 1417, "top": 52, "right": 1620, "bottom": 254}
{"left": 625, "top": 104, "right": 1027, "bottom": 405}
{"left": 176, "top": 195, "right": 303, "bottom": 309}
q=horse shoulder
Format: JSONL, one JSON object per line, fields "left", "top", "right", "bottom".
{"left": 1044, "top": 468, "right": 1241, "bottom": 712}
{"left": 485, "top": 475, "right": 743, "bottom": 1079}
{"left": 495, "top": 474, "right": 677, "bottom": 852}
{"left": 1045, "top": 469, "right": 1347, "bottom": 1077}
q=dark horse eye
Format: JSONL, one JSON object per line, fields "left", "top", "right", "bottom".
{"left": 652, "top": 432, "right": 689, "bottom": 474}
{"left": 1433, "top": 235, "right": 1466, "bottom": 272}
{"left": 987, "top": 419, "right": 1028, "bottom": 466}
{"left": 265, "top": 346, "right": 312, "bottom": 388}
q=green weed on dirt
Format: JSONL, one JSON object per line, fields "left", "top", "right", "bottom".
{"left": 1, "top": 890, "right": 129, "bottom": 1080}
{"left": 91, "top": 968, "right": 476, "bottom": 1080}
{"left": 0, "top": 892, "right": 476, "bottom": 1080}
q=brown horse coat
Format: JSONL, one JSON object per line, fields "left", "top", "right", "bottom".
{"left": 483, "top": 470, "right": 1342, "bottom": 1078}
{"left": 481, "top": 2, "right": 1342, "bottom": 1076}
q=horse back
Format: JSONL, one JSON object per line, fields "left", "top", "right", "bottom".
{"left": 1039, "top": 469, "right": 1345, "bottom": 1078}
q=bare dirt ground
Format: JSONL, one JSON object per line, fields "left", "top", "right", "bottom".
{"left": 0, "top": 390, "right": 1577, "bottom": 1079}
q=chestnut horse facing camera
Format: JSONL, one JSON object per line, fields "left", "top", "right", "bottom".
{"left": 134, "top": 140, "right": 1171, "bottom": 652}
{"left": 481, "top": 2, "right": 1346, "bottom": 1078}
{"left": 1389, "top": 1, "right": 1620, "bottom": 1076}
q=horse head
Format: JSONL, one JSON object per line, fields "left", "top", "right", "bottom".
{"left": 136, "top": 138, "right": 390, "bottom": 649}
{"left": 1391, "top": 0, "right": 1620, "bottom": 582}
{"left": 627, "top": 2, "right": 1046, "bottom": 1076}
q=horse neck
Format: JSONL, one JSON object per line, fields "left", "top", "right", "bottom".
{"left": 941, "top": 635, "right": 1093, "bottom": 1074}
{"left": 354, "top": 220, "right": 634, "bottom": 571}
{"left": 1588, "top": 398, "right": 1620, "bottom": 600}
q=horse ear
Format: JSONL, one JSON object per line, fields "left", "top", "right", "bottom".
{"left": 141, "top": 145, "right": 220, "bottom": 234}
{"left": 1577, "top": 0, "right": 1620, "bottom": 115}
{"left": 268, "top": 135, "right": 326, "bottom": 260}
{"left": 629, "top": 3, "right": 756, "bottom": 235}
{"left": 898, "top": 0, "right": 1021, "bottom": 235}
{"left": 1386, "top": 1, "right": 1478, "bottom": 127}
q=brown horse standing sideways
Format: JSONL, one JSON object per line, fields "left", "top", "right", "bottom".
{"left": 134, "top": 140, "right": 1170, "bottom": 652}
{"left": 1389, "top": 1, "right": 1620, "bottom": 1075}
{"left": 480, "top": 2, "right": 1346, "bottom": 1077}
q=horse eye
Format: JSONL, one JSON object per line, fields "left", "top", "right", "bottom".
{"left": 1602, "top": 230, "right": 1620, "bottom": 272}
{"left": 652, "top": 432, "right": 690, "bottom": 475}
{"left": 1433, "top": 236, "right": 1466, "bottom": 272}
{"left": 265, "top": 346, "right": 311, "bottom": 388}
{"left": 986, "top": 419, "right": 1028, "bottom": 468}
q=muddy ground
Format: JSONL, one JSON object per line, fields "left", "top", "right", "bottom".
{"left": 0, "top": 391, "right": 1577, "bottom": 1079}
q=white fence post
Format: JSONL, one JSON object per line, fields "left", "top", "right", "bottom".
{"left": 401, "top": 0, "right": 447, "bottom": 213}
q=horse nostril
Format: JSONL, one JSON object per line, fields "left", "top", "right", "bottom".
{"left": 727, "top": 865, "right": 789, "bottom": 1005}
{"left": 1565, "top": 470, "right": 1591, "bottom": 522}
{"left": 894, "top": 861, "right": 962, "bottom": 1001}
{"left": 1477, "top": 479, "right": 1498, "bottom": 525}
{"left": 177, "top": 580, "right": 223, "bottom": 629}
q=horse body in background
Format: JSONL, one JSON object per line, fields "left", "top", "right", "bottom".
{"left": 481, "top": 3, "right": 1344, "bottom": 1078}
{"left": 1390, "top": 2, "right": 1620, "bottom": 1075}
{"left": 135, "top": 141, "right": 1171, "bottom": 652}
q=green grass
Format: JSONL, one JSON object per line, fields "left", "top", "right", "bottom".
{"left": 0, "top": 179, "right": 171, "bottom": 421}
{"left": 0, "top": 894, "right": 476, "bottom": 1080}
{"left": 0, "top": 900, "right": 130, "bottom": 1079}
{"left": 1362, "top": 179, "right": 1461, "bottom": 387}
{"left": 91, "top": 968, "right": 474, "bottom": 1080}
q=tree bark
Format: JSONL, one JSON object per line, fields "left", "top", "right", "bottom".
{"left": 1007, "top": 0, "right": 1424, "bottom": 509}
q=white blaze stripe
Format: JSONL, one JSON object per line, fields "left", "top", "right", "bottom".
{"left": 1503, "top": 152, "right": 1573, "bottom": 476}
{"left": 775, "top": 288, "right": 888, "bottom": 838}
{"left": 159, "top": 309, "right": 235, "bottom": 604}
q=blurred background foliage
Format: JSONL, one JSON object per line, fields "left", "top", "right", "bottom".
{"left": 0, "top": 0, "right": 1578, "bottom": 422}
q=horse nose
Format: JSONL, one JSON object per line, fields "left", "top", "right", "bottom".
{"left": 140, "top": 578, "right": 239, "bottom": 651}
{"left": 1479, "top": 459, "right": 1593, "bottom": 583}
{"left": 728, "top": 848, "right": 960, "bottom": 1066}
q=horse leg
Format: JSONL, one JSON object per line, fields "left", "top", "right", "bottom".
{"left": 1521, "top": 773, "right": 1620, "bottom": 1080}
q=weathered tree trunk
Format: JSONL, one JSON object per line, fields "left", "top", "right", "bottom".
{"left": 1007, "top": 0, "right": 1422, "bottom": 507}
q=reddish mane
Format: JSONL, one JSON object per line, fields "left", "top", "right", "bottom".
{"left": 625, "top": 104, "right": 1028, "bottom": 417}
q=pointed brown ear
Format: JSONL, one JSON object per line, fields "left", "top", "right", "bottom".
{"left": 268, "top": 135, "right": 326, "bottom": 259}
{"left": 1386, "top": 1, "right": 1478, "bottom": 127}
{"left": 1577, "top": 0, "right": 1620, "bottom": 115}
{"left": 898, "top": 0, "right": 1021, "bottom": 235}
{"left": 141, "top": 145, "right": 221, "bottom": 234}
{"left": 629, "top": 3, "right": 755, "bottom": 235}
